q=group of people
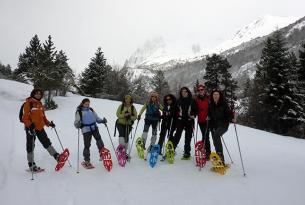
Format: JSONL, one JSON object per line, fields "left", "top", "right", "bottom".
{"left": 21, "top": 84, "right": 236, "bottom": 171}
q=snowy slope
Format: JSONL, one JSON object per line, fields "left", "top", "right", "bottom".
{"left": 211, "top": 15, "right": 299, "bottom": 53}
{"left": 1, "top": 79, "right": 305, "bottom": 205}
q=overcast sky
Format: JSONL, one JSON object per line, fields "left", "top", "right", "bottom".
{"left": 0, "top": 0, "right": 304, "bottom": 73}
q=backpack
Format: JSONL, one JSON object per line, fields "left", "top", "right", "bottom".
{"left": 76, "top": 107, "right": 94, "bottom": 122}
{"left": 19, "top": 102, "right": 33, "bottom": 123}
{"left": 120, "top": 104, "right": 135, "bottom": 116}
{"left": 114, "top": 105, "right": 135, "bottom": 137}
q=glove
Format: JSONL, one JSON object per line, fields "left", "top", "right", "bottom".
{"left": 189, "top": 115, "right": 195, "bottom": 120}
{"left": 101, "top": 117, "right": 107, "bottom": 124}
{"left": 49, "top": 121, "right": 56, "bottom": 128}
{"left": 75, "top": 121, "right": 82, "bottom": 129}
{"left": 137, "top": 115, "right": 141, "bottom": 121}
{"left": 26, "top": 123, "right": 35, "bottom": 136}
{"left": 124, "top": 112, "right": 131, "bottom": 119}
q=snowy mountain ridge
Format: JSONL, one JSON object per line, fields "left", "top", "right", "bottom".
{"left": 211, "top": 15, "right": 299, "bottom": 53}
{"left": 125, "top": 15, "right": 299, "bottom": 71}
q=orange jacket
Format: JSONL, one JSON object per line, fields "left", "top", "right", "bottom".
{"left": 22, "top": 97, "right": 51, "bottom": 131}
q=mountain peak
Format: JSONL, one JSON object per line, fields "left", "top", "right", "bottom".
{"left": 212, "top": 15, "right": 299, "bottom": 53}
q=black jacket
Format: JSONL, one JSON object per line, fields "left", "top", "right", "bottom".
{"left": 208, "top": 100, "right": 232, "bottom": 129}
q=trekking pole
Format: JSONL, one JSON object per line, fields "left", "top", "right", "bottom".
{"left": 128, "top": 120, "right": 139, "bottom": 158}
{"left": 53, "top": 127, "right": 72, "bottom": 167}
{"left": 221, "top": 136, "right": 234, "bottom": 164}
{"left": 104, "top": 123, "right": 119, "bottom": 161}
{"left": 202, "top": 119, "right": 209, "bottom": 159}
{"left": 77, "top": 129, "right": 80, "bottom": 173}
{"left": 195, "top": 117, "right": 199, "bottom": 142}
{"left": 162, "top": 118, "right": 172, "bottom": 156}
{"left": 30, "top": 131, "right": 36, "bottom": 180}
{"left": 234, "top": 123, "right": 246, "bottom": 176}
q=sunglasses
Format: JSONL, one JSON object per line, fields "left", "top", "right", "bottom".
{"left": 166, "top": 98, "right": 172, "bottom": 101}
{"left": 198, "top": 89, "right": 204, "bottom": 91}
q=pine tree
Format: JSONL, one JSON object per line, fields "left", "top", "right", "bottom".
{"left": 0, "top": 62, "right": 12, "bottom": 78}
{"left": 14, "top": 34, "right": 42, "bottom": 82}
{"left": 79, "top": 47, "right": 111, "bottom": 97}
{"left": 151, "top": 69, "right": 170, "bottom": 100}
{"left": 203, "top": 54, "right": 237, "bottom": 102}
{"left": 203, "top": 54, "right": 222, "bottom": 93}
{"left": 299, "top": 43, "right": 305, "bottom": 81}
{"left": 131, "top": 75, "right": 148, "bottom": 103}
{"left": 54, "top": 50, "right": 74, "bottom": 95}
{"left": 249, "top": 31, "right": 303, "bottom": 135}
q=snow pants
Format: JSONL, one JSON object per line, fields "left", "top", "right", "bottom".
{"left": 25, "top": 128, "right": 58, "bottom": 164}
{"left": 83, "top": 128, "right": 104, "bottom": 162}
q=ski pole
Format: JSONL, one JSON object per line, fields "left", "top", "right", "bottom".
{"left": 128, "top": 120, "right": 139, "bottom": 158}
{"left": 77, "top": 128, "right": 80, "bottom": 174}
{"left": 104, "top": 123, "right": 119, "bottom": 161}
{"left": 53, "top": 127, "right": 72, "bottom": 167}
{"left": 221, "top": 136, "right": 234, "bottom": 164}
{"left": 234, "top": 123, "right": 246, "bottom": 176}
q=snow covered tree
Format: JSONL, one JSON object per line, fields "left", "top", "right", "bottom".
{"left": 130, "top": 75, "right": 149, "bottom": 103}
{"left": 0, "top": 62, "right": 12, "bottom": 78}
{"left": 249, "top": 31, "right": 303, "bottom": 135}
{"left": 203, "top": 54, "right": 222, "bottom": 93}
{"left": 203, "top": 54, "right": 237, "bottom": 102}
{"left": 54, "top": 50, "right": 74, "bottom": 96}
{"left": 299, "top": 43, "right": 305, "bottom": 81}
{"left": 151, "top": 69, "right": 170, "bottom": 100}
{"left": 79, "top": 47, "right": 111, "bottom": 97}
{"left": 15, "top": 35, "right": 74, "bottom": 109}
{"left": 14, "top": 34, "right": 42, "bottom": 82}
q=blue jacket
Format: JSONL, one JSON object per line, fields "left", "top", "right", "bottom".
{"left": 74, "top": 107, "right": 104, "bottom": 134}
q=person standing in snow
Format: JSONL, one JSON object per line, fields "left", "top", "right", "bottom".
{"left": 74, "top": 98, "right": 107, "bottom": 168}
{"left": 137, "top": 91, "right": 163, "bottom": 151}
{"left": 194, "top": 84, "right": 211, "bottom": 159}
{"left": 115, "top": 95, "right": 137, "bottom": 160}
{"left": 208, "top": 89, "right": 235, "bottom": 164}
{"left": 21, "top": 89, "right": 62, "bottom": 171}
{"left": 157, "top": 94, "right": 178, "bottom": 154}
{"left": 169, "top": 87, "right": 198, "bottom": 160}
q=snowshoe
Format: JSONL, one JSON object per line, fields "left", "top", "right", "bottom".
{"left": 210, "top": 152, "right": 229, "bottom": 175}
{"left": 55, "top": 148, "right": 70, "bottom": 171}
{"left": 165, "top": 141, "right": 175, "bottom": 164}
{"left": 195, "top": 141, "right": 207, "bottom": 170}
{"left": 116, "top": 144, "right": 126, "bottom": 167}
{"left": 81, "top": 161, "right": 95, "bottom": 169}
{"left": 136, "top": 137, "right": 144, "bottom": 159}
{"left": 149, "top": 144, "right": 160, "bottom": 168}
{"left": 26, "top": 164, "right": 45, "bottom": 173}
{"left": 181, "top": 155, "right": 191, "bottom": 160}
{"left": 100, "top": 147, "right": 113, "bottom": 172}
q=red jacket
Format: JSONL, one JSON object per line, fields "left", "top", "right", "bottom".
{"left": 195, "top": 95, "right": 209, "bottom": 124}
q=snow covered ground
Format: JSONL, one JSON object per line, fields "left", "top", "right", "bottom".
{"left": 0, "top": 78, "right": 305, "bottom": 205}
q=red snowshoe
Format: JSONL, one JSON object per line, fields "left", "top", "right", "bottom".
{"left": 195, "top": 141, "right": 206, "bottom": 170}
{"left": 55, "top": 148, "right": 70, "bottom": 171}
{"left": 100, "top": 147, "right": 113, "bottom": 172}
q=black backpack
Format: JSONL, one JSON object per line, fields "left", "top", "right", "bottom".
{"left": 19, "top": 102, "right": 33, "bottom": 123}
{"left": 76, "top": 107, "right": 94, "bottom": 122}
